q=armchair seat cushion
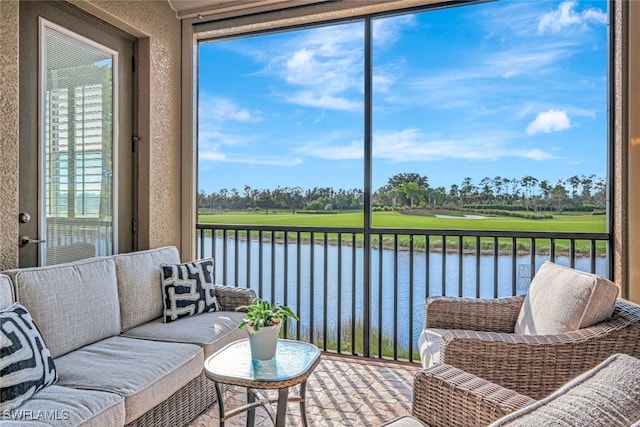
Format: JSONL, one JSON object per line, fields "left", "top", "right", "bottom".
{"left": 418, "top": 328, "right": 447, "bottom": 368}
{"left": 514, "top": 262, "right": 618, "bottom": 335}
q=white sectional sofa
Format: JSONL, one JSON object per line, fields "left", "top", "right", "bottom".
{"left": 0, "top": 246, "right": 256, "bottom": 426}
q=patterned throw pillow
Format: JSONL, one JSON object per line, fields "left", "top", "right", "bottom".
{"left": 0, "top": 303, "right": 58, "bottom": 412}
{"left": 161, "top": 258, "right": 220, "bottom": 323}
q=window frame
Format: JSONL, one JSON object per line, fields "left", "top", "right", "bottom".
{"left": 181, "top": 0, "right": 614, "bottom": 282}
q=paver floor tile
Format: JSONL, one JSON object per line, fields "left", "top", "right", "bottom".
{"left": 187, "top": 355, "right": 418, "bottom": 426}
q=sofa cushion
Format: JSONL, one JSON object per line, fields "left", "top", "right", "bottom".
{"left": 54, "top": 336, "right": 203, "bottom": 424}
{"left": 161, "top": 258, "right": 220, "bottom": 323}
{"left": 0, "top": 303, "right": 57, "bottom": 412}
{"left": 418, "top": 329, "right": 446, "bottom": 369}
{"left": 514, "top": 262, "right": 618, "bottom": 335}
{"left": 0, "top": 274, "right": 14, "bottom": 310}
{"left": 113, "top": 246, "right": 180, "bottom": 331}
{"left": 490, "top": 353, "right": 640, "bottom": 426}
{"left": 0, "top": 385, "right": 124, "bottom": 426}
{"left": 123, "top": 310, "right": 247, "bottom": 358}
{"left": 4, "top": 257, "right": 120, "bottom": 358}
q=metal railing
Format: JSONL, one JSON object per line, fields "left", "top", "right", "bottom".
{"left": 196, "top": 223, "right": 610, "bottom": 363}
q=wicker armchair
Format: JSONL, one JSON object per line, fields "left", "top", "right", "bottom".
{"left": 421, "top": 295, "right": 640, "bottom": 400}
{"left": 412, "top": 353, "right": 640, "bottom": 427}
{"left": 412, "top": 363, "right": 536, "bottom": 427}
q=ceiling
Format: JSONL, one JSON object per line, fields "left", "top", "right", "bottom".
{"left": 167, "top": 0, "right": 330, "bottom": 20}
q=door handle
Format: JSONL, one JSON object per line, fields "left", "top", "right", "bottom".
{"left": 19, "top": 235, "right": 46, "bottom": 247}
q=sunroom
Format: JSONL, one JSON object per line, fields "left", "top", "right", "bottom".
{"left": 1, "top": 0, "right": 639, "bottom": 426}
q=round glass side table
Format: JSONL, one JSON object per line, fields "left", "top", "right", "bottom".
{"left": 204, "top": 339, "right": 321, "bottom": 426}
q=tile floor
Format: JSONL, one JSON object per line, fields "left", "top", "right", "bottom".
{"left": 187, "top": 355, "right": 420, "bottom": 426}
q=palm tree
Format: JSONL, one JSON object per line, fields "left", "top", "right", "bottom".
{"left": 521, "top": 176, "right": 539, "bottom": 210}
{"left": 479, "top": 177, "right": 493, "bottom": 206}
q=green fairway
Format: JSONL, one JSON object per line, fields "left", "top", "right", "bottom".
{"left": 198, "top": 210, "right": 606, "bottom": 233}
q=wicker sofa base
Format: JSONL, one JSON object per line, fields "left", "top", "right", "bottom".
{"left": 125, "top": 372, "right": 217, "bottom": 427}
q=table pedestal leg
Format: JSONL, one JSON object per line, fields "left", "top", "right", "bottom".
{"left": 299, "top": 380, "right": 309, "bottom": 427}
{"left": 246, "top": 389, "right": 255, "bottom": 427}
{"left": 215, "top": 382, "right": 225, "bottom": 427}
{"left": 276, "top": 388, "right": 289, "bottom": 426}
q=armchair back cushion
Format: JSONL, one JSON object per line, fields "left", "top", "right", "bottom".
{"left": 490, "top": 353, "right": 640, "bottom": 426}
{"left": 514, "top": 262, "right": 618, "bottom": 335}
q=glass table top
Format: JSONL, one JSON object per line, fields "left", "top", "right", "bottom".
{"left": 204, "top": 339, "right": 321, "bottom": 384}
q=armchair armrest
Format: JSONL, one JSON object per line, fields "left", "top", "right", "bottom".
{"left": 412, "top": 364, "right": 536, "bottom": 427}
{"left": 439, "top": 301, "right": 640, "bottom": 399}
{"left": 425, "top": 296, "right": 524, "bottom": 332}
{"left": 214, "top": 285, "right": 256, "bottom": 311}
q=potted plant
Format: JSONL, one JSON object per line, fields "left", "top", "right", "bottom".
{"left": 236, "top": 297, "right": 299, "bottom": 360}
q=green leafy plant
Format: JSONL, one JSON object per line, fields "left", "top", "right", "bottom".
{"left": 236, "top": 297, "right": 299, "bottom": 332}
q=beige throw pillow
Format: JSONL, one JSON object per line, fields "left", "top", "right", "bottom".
{"left": 515, "top": 262, "right": 618, "bottom": 335}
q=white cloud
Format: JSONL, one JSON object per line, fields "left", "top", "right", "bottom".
{"left": 473, "top": 2, "right": 542, "bottom": 38}
{"left": 199, "top": 96, "right": 263, "bottom": 123}
{"left": 296, "top": 140, "right": 362, "bottom": 160}
{"left": 538, "top": 1, "right": 606, "bottom": 34}
{"left": 286, "top": 91, "right": 361, "bottom": 111}
{"left": 198, "top": 123, "right": 303, "bottom": 167}
{"left": 375, "top": 129, "right": 557, "bottom": 162}
{"left": 198, "top": 125, "right": 250, "bottom": 148}
{"left": 485, "top": 44, "right": 573, "bottom": 79}
{"left": 199, "top": 151, "right": 303, "bottom": 167}
{"left": 296, "top": 128, "right": 556, "bottom": 162}
{"left": 402, "top": 41, "right": 574, "bottom": 113}
{"left": 526, "top": 110, "right": 571, "bottom": 135}
{"left": 522, "top": 148, "right": 556, "bottom": 161}
{"left": 372, "top": 14, "right": 415, "bottom": 46}
{"left": 372, "top": 68, "right": 397, "bottom": 94}
{"left": 259, "top": 25, "right": 365, "bottom": 111}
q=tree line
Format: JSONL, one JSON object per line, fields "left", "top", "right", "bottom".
{"left": 198, "top": 173, "right": 606, "bottom": 215}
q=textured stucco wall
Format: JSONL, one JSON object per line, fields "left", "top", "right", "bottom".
{"left": 613, "top": 0, "right": 625, "bottom": 294}
{"left": 627, "top": 0, "right": 640, "bottom": 303}
{"left": 80, "top": 0, "right": 182, "bottom": 251}
{"left": 0, "top": 0, "right": 19, "bottom": 270}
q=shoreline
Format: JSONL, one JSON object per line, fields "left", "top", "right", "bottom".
{"left": 201, "top": 231, "right": 607, "bottom": 258}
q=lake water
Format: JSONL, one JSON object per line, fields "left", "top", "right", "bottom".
{"left": 200, "top": 236, "right": 608, "bottom": 352}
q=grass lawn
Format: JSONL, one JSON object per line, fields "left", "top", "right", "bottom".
{"left": 198, "top": 210, "right": 607, "bottom": 256}
{"left": 199, "top": 210, "right": 606, "bottom": 233}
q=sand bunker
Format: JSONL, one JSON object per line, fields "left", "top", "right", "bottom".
{"left": 434, "top": 214, "right": 488, "bottom": 219}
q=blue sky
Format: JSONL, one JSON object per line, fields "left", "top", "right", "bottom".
{"left": 197, "top": 0, "right": 607, "bottom": 195}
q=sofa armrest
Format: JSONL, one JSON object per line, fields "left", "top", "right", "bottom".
{"left": 425, "top": 296, "right": 524, "bottom": 332}
{"left": 412, "top": 364, "right": 536, "bottom": 427}
{"left": 439, "top": 303, "right": 640, "bottom": 400}
{"left": 214, "top": 285, "right": 256, "bottom": 312}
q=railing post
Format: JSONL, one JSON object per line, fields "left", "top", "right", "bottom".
{"left": 362, "top": 17, "right": 373, "bottom": 358}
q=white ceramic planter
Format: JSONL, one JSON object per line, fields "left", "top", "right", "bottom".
{"left": 247, "top": 323, "right": 281, "bottom": 360}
